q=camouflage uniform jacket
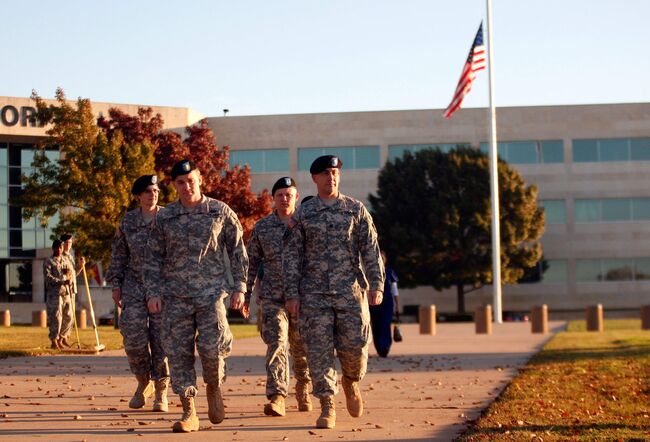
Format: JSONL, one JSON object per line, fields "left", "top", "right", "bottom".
{"left": 106, "top": 206, "right": 164, "bottom": 300}
{"left": 245, "top": 211, "right": 289, "bottom": 304}
{"left": 283, "top": 193, "right": 385, "bottom": 300}
{"left": 62, "top": 252, "right": 78, "bottom": 294}
{"left": 43, "top": 255, "right": 73, "bottom": 296}
{"left": 144, "top": 195, "right": 248, "bottom": 300}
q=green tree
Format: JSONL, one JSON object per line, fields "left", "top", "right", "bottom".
{"left": 368, "top": 147, "right": 545, "bottom": 313}
{"left": 17, "top": 88, "right": 156, "bottom": 266}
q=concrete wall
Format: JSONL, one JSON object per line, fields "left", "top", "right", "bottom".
{"left": 0, "top": 95, "right": 203, "bottom": 138}
{"left": 207, "top": 103, "right": 650, "bottom": 313}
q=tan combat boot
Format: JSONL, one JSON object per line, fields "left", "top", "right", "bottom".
{"left": 206, "top": 383, "right": 225, "bottom": 424}
{"left": 128, "top": 374, "right": 154, "bottom": 409}
{"left": 50, "top": 339, "right": 61, "bottom": 350}
{"left": 295, "top": 381, "right": 313, "bottom": 412}
{"left": 315, "top": 396, "right": 336, "bottom": 429}
{"left": 341, "top": 376, "right": 363, "bottom": 417}
{"left": 152, "top": 378, "right": 169, "bottom": 412}
{"left": 263, "top": 394, "right": 286, "bottom": 416}
{"left": 172, "top": 396, "right": 199, "bottom": 433}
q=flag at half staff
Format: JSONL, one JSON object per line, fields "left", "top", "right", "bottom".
{"left": 443, "top": 22, "right": 486, "bottom": 119}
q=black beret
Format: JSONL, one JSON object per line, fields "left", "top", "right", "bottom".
{"left": 60, "top": 234, "right": 73, "bottom": 241}
{"left": 52, "top": 239, "right": 63, "bottom": 250}
{"left": 301, "top": 195, "right": 314, "bottom": 204}
{"left": 171, "top": 159, "right": 197, "bottom": 180}
{"left": 271, "top": 176, "right": 296, "bottom": 196}
{"left": 131, "top": 174, "right": 159, "bottom": 195}
{"left": 309, "top": 155, "right": 342, "bottom": 174}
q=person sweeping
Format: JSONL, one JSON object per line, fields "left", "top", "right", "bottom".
{"left": 44, "top": 239, "right": 74, "bottom": 350}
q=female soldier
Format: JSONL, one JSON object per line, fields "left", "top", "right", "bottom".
{"left": 106, "top": 175, "right": 169, "bottom": 412}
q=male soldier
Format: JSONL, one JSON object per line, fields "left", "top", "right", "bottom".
{"left": 106, "top": 175, "right": 169, "bottom": 412}
{"left": 57, "top": 234, "right": 85, "bottom": 347}
{"left": 60, "top": 233, "right": 86, "bottom": 344}
{"left": 244, "top": 177, "right": 312, "bottom": 417}
{"left": 284, "top": 155, "right": 385, "bottom": 429}
{"left": 44, "top": 239, "right": 74, "bottom": 350}
{"left": 144, "top": 159, "right": 248, "bottom": 433}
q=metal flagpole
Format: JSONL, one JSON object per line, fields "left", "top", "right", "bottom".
{"left": 486, "top": 0, "right": 502, "bottom": 324}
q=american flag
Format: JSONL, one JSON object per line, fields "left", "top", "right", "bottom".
{"left": 443, "top": 23, "right": 486, "bottom": 119}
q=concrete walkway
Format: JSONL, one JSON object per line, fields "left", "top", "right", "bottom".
{"left": 0, "top": 321, "right": 564, "bottom": 441}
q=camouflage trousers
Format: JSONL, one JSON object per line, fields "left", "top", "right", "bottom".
{"left": 260, "top": 299, "right": 310, "bottom": 399}
{"left": 300, "top": 288, "right": 371, "bottom": 398}
{"left": 163, "top": 293, "right": 233, "bottom": 398}
{"left": 46, "top": 291, "right": 73, "bottom": 341}
{"left": 120, "top": 295, "right": 169, "bottom": 381}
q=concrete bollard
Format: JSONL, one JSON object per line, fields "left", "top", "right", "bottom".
{"left": 418, "top": 305, "right": 436, "bottom": 335}
{"left": 76, "top": 308, "right": 87, "bottom": 330}
{"left": 641, "top": 305, "right": 650, "bottom": 330}
{"left": 1, "top": 310, "right": 10, "bottom": 327}
{"left": 531, "top": 305, "right": 548, "bottom": 334}
{"left": 475, "top": 305, "right": 492, "bottom": 335}
{"left": 32, "top": 310, "right": 47, "bottom": 328}
{"left": 586, "top": 304, "right": 604, "bottom": 332}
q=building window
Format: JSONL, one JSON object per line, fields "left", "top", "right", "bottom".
{"left": 480, "top": 140, "right": 563, "bottom": 164}
{"left": 519, "top": 259, "right": 567, "bottom": 283}
{"left": 543, "top": 260, "right": 568, "bottom": 283}
{"left": 229, "top": 149, "right": 289, "bottom": 173}
{"left": 387, "top": 143, "right": 466, "bottom": 162}
{"left": 19, "top": 147, "right": 59, "bottom": 251}
{"left": 573, "top": 138, "right": 650, "bottom": 162}
{"left": 298, "top": 146, "right": 380, "bottom": 171}
{"left": 539, "top": 199, "right": 566, "bottom": 224}
{"left": 4, "top": 260, "right": 32, "bottom": 302}
{"left": 574, "top": 198, "right": 650, "bottom": 222}
{"left": 576, "top": 258, "right": 650, "bottom": 282}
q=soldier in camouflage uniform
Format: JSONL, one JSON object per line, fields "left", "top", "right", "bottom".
{"left": 106, "top": 175, "right": 169, "bottom": 412}
{"left": 59, "top": 233, "right": 86, "bottom": 326}
{"left": 284, "top": 155, "right": 385, "bottom": 429}
{"left": 44, "top": 239, "right": 74, "bottom": 350}
{"left": 144, "top": 160, "right": 248, "bottom": 433}
{"left": 245, "top": 177, "right": 312, "bottom": 417}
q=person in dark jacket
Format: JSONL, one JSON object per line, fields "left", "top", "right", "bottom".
{"left": 370, "top": 251, "right": 399, "bottom": 357}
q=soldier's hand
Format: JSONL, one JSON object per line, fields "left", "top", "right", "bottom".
{"left": 79, "top": 256, "right": 86, "bottom": 268}
{"left": 148, "top": 297, "right": 162, "bottom": 314}
{"left": 368, "top": 290, "right": 383, "bottom": 306}
{"left": 230, "top": 291, "right": 245, "bottom": 310}
{"left": 241, "top": 301, "right": 250, "bottom": 319}
{"left": 285, "top": 299, "right": 300, "bottom": 318}
{"left": 111, "top": 287, "right": 122, "bottom": 308}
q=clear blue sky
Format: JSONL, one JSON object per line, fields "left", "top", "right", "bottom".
{"left": 2, "top": 0, "right": 648, "bottom": 117}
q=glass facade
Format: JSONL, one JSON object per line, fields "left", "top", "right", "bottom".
{"left": 387, "top": 143, "right": 466, "bottom": 162}
{"left": 543, "top": 260, "right": 568, "bottom": 283}
{"left": 573, "top": 138, "right": 650, "bottom": 162}
{"left": 298, "top": 146, "right": 380, "bottom": 171}
{"left": 229, "top": 149, "right": 289, "bottom": 173}
{"left": 575, "top": 258, "right": 650, "bottom": 282}
{"left": 480, "top": 140, "right": 564, "bottom": 164}
{"left": 539, "top": 199, "right": 566, "bottom": 224}
{"left": 574, "top": 198, "right": 650, "bottom": 222}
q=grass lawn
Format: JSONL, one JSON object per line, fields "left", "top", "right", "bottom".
{"left": 0, "top": 323, "right": 259, "bottom": 358}
{"left": 458, "top": 319, "right": 650, "bottom": 441}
